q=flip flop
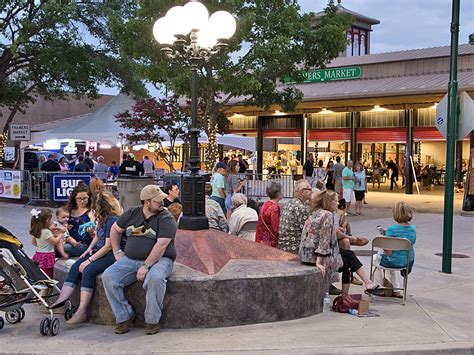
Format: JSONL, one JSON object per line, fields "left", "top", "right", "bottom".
{"left": 365, "top": 284, "right": 380, "bottom": 294}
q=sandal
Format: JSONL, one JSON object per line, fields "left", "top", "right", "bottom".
{"left": 365, "top": 284, "right": 380, "bottom": 293}
{"left": 351, "top": 276, "right": 363, "bottom": 286}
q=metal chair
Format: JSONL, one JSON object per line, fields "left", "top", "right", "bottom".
{"left": 369, "top": 236, "right": 411, "bottom": 305}
{"left": 238, "top": 220, "right": 258, "bottom": 242}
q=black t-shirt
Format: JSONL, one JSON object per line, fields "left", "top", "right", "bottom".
{"left": 119, "top": 160, "right": 144, "bottom": 176}
{"left": 303, "top": 159, "right": 314, "bottom": 177}
{"left": 388, "top": 162, "right": 399, "bottom": 175}
{"left": 84, "top": 158, "right": 94, "bottom": 170}
{"left": 163, "top": 197, "right": 181, "bottom": 208}
{"left": 238, "top": 160, "right": 249, "bottom": 174}
{"left": 41, "top": 160, "right": 61, "bottom": 172}
{"left": 117, "top": 206, "right": 177, "bottom": 261}
{"left": 74, "top": 162, "right": 90, "bottom": 172}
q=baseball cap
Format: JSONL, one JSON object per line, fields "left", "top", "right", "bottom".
{"left": 140, "top": 185, "right": 167, "bottom": 202}
{"left": 215, "top": 161, "right": 227, "bottom": 170}
{"left": 127, "top": 153, "right": 135, "bottom": 159}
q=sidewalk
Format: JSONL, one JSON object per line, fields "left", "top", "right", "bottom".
{"left": 0, "top": 199, "right": 472, "bottom": 354}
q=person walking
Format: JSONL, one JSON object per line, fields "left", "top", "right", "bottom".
{"left": 333, "top": 156, "right": 345, "bottom": 199}
{"left": 302, "top": 153, "right": 314, "bottom": 182}
{"left": 353, "top": 162, "right": 367, "bottom": 216}
{"left": 342, "top": 160, "right": 355, "bottom": 215}
{"left": 387, "top": 159, "right": 399, "bottom": 190}
{"left": 325, "top": 161, "right": 335, "bottom": 191}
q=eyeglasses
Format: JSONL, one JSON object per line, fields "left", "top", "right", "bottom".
{"left": 76, "top": 197, "right": 89, "bottom": 201}
{"left": 302, "top": 188, "right": 312, "bottom": 191}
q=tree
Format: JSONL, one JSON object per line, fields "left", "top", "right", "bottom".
{"left": 0, "top": 0, "right": 144, "bottom": 167}
{"left": 115, "top": 96, "right": 191, "bottom": 172}
{"left": 109, "top": 0, "right": 352, "bottom": 170}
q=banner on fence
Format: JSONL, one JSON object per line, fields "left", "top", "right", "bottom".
{"left": 0, "top": 170, "right": 22, "bottom": 199}
{"left": 50, "top": 175, "right": 91, "bottom": 201}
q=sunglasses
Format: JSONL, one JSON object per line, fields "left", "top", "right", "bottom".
{"left": 302, "top": 188, "right": 312, "bottom": 191}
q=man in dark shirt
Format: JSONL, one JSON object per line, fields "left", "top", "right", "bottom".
{"left": 102, "top": 185, "right": 177, "bottom": 335}
{"left": 74, "top": 155, "right": 90, "bottom": 172}
{"left": 387, "top": 159, "right": 399, "bottom": 190}
{"left": 40, "top": 154, "right": 61, "bottom": 172}
{"left": 303, "top": 153, "right": 314, "bottom": 181}
{"left": 237, "top": 154, "right": 249, "bottom": 174}
{"left": 83, "top": 151, "right": 94, "bottom": 170}
{"left": 119, "top": 153, "right": 144, "bottom": 176}
{"left": 163, "top": 181, "right": 181, "bottom": 207}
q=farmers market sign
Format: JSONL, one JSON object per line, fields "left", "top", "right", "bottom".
{"left": 284, "top": 66, "right": 361, "bottom": 84}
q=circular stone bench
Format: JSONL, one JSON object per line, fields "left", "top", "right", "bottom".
{"left": 53, "top": 229, "right": 326, "bottom": 328}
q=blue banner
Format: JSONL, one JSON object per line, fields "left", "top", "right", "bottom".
{"left": 50, "top": 174, "right": 92, "bottom": 201}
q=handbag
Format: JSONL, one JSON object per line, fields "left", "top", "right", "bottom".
{"left": 332, "top": 293, "right": 361, "bottom": 313}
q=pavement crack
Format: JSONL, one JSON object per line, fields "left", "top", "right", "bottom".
{"left": 412, "top": 296, "right": 456, "bottom": 341}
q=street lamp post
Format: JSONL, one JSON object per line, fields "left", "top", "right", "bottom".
{"left": 153, "top": 1, "right": 236, "bottom": 230}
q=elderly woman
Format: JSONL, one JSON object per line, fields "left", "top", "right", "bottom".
{"left": 299, "top": 190, "right": 379, "bottom": 294}
{"left": 255, "top": 182, "right": 283, "bottom": 247}
{"left": 228, "top": 193, "right": 258, "bottom": 241}
{"left": 278, "top": 179, "right": 312, "bottom": 253}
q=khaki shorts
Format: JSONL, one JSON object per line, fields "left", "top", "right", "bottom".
{"left": 335, "top": 180, "right": 343, "bottom": 193}
{"left": 343, "top": 188, "right": 354, "bottom": 202}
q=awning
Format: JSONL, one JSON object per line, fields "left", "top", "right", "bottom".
{"left": 357, "top": 128, "right": 405, "bottom": 143}
{"left": 308, "top": 129, "right": 350, "bottom": 141}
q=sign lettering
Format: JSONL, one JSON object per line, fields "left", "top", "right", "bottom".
{"left": 50, "top": 175, "right": 91, "bottom": 201}
{"left": 283, "top": 66, "right": 362, "bottom": 84}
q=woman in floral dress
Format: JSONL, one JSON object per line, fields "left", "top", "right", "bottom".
{"left": 299, "top": 190, "right": 379, "bottom": 294}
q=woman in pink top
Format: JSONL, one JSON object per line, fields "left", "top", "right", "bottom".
{"left": 256, "top": 182, "right": 283, "bottom": 247}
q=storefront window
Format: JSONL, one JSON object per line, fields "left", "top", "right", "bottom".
{"left": 360, "top": 34, "right": 366, "bottom": 55}
{"left": 346, "top": 32, "right": 352, "bottom": 56}
{"left": 354, "top": 33, "right": 359, "bottom": 56}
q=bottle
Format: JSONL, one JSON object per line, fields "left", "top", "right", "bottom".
{"left": 349, "top": 308, "right": 359, "bottom": 316}
{"left": 323, "top": 292, "right": 331, "bottom": 313}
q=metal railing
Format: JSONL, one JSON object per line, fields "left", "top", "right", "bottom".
{"left": 242, "top": 173, "right": 295, "bottom": 198}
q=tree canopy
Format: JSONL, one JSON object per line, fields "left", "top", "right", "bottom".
{"left": 0, "top": 0, "right": 144, "bottom": 128}
{"left": 110, "top": 0, "right": 352, "bottom": 168}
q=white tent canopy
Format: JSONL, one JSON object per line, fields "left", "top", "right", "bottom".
{"left": 28, "top": 94, "right": 255, "bottom": 151}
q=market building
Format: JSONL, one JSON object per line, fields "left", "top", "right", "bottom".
{"left": 225, "top": 3, "right": 474, "bottom": 193}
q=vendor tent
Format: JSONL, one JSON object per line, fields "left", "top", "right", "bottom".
{"left": 29, "top": 94, "right": 255, "bottom": 150}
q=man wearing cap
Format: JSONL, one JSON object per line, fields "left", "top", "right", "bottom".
{"left": 102, "top": 185, "right": 177, "bottom": 335}
{"left": 210, "top": 161, "right": 227, "bottom": 214}
{"left": 119, "top": 153, "right": 144, "bottom": 176}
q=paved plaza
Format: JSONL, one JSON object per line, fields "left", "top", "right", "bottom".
{"left": 0, "top": 191, "right": 472, "bottom": 354}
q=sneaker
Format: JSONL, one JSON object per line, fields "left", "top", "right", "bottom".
{"left": 329, "top": 284, "right": 342, "bottom": 295}
{"left": 144, "top": 322, "right": 160, "bottom": 335}
{"left": 114, "top": 317, "right": 135, "bottom": 335}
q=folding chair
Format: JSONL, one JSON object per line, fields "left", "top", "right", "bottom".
{"left": 238, "top": 221, "right": 258, "bottom": 242}
{"left": 369, "top": 236, "right": 411, "bottom": 305}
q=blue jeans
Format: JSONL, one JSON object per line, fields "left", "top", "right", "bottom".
{"left": 101, "top": 256, "right": 174, "bottom": 324}
{"left": 64, "top": 252, "right": 116, "bottom": 292}
{"left": 210, "top": 196, "right": 226, "bottom": 214}
{"left": 64, "top": 243, "right": 88, "bottom": 257}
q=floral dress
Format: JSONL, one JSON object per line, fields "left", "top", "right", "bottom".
{"left": 278, "top": 198, "right": 310, "bottom": 254}
{"left": 299, "top": 209, "right": 343, "bottom": 273}
{"left": 255, "top": 200, "right": 280, "bottom": 247}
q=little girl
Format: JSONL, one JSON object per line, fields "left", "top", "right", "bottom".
{"left": 373, "top": 201, "right": 416, "bottom": 298}
{"left": 30, "top": 208, "right": 64, "bottom": 278}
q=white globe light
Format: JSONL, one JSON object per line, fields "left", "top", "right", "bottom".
{"left": 208, "top": 11, "right": 236, "bottom": 39}
{"left": 153, "top": 17, "right": 176, "bottom": 45}
{"left": 197, "top": 26, "right": 218, "bottom": 48}
{"left": 183, "top": 1, "right": 209, "bottom": 31}
{"left": 165, "top": 6, "right": 192, "bottom": 36}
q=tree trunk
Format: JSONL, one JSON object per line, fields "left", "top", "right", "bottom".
{"left": 0, "top": 105, "right": 20, "bottom": 168}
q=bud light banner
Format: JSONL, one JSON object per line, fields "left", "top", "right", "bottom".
{"left": 50, "top": 175, "right": 91, "bottom": 201}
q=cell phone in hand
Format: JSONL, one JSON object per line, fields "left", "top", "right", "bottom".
{"left": 376, "top": 225, "right": 384, "bottom": 234}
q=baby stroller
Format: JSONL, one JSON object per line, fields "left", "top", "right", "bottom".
{"left": 0, "top": 226, "right": 73, "bottom": 336}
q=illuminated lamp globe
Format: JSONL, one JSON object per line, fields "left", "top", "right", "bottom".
{"left": 196, "top": 23, "right": 218, "bottom": 48}
{"left": 208, "top": 11, "right": 236, "bottom": 39}
{"left": 183, "top": 1, "right": 209, "bottom": 32}
{"left": 165, "top": 6, "right": 192, "bottom": 36}
{"left": 153, "top": 17, "right": 176, "bottom": 45}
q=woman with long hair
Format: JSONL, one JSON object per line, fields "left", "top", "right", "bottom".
{"left": 64, "top": 182, "right": 94, "bottom": 257}
{"left": 299, "top": 190, "right": 379, "bottom": 294}
{"left": 49, "top": 190, "right": 123, "bottom": 324}
{"left": 225, "top": 160, "right": 244, "bottom": 220}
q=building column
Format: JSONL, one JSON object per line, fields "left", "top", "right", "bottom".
{"left": 371, "top": 143, "right": 376, "bottom": 163}
{"left": 405, "top": 109, "right": 414, "bottom": 194}
{"left": 455, "top": 140, "right": 463, "bottom": 184}
{"left": 257, "top": 116, "right": 263, "bottom": 176}
{"left": 350, "top": 112, "right": 358, "bottom": 161}
{"left": 301, "top": 115, "right": 307, "bottom": 164}
{"left": 344, "top": 142, "right": 349, "bottom": 163}
{"left": 357, "top": 143, "right": 363, "bottom": 162}
{"left": 382, "top": 143, "right": 387, "bottom": 163}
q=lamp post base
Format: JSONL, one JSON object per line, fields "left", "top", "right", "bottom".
{"left": 178, "top": 174, "right": 209, "bottom": 230}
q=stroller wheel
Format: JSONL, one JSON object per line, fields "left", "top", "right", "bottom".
{"left": 50, "top": 318, "right": 60, "bottom": 336}
{"left": 0, "top": 317, "right": 4, "bottom": 330}
{"left": 5, "top": 310, "right": 21, "bottom": 324}
{"left": 19, "top": 307, "right": 25, "bottom": 321}
{"left": 39, "top": 317, "right": 51, "bottom": 336}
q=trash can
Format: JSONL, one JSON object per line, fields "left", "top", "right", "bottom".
{"left": 116, "top": 176, "right": 155, "bottom": 211}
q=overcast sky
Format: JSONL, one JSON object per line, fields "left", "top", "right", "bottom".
{"left": 300, "top": 0, "right": 473, "bottom": 53}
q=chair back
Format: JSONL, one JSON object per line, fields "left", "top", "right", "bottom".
{"left": 372, "top": 236, "right": 411, "bottom": 251}
{"left": 240, "top": 220, "right": 258, "bottom": 232}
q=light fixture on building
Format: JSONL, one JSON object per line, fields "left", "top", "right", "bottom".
{"left": 317, "top": 108, "right": 334, "bottom": 114}
{"left": 371, "top": 105, "right": 387, "bottom": 112}
{"left": 274, "top": 110, "right": 286, "bottom": 115}
{"left": 429, "top": 102, "right": 438, "bottom": 109}
{"left": 99, "top": 144, "right": 112, "bottom": 149}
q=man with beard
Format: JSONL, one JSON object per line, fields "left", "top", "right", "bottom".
{"left": 102, "top": 185, "right": 177, "bottom": 335}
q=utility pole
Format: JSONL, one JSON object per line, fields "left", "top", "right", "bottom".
{"left": 442, "top": 0, "right": 460, "bottom": 274}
